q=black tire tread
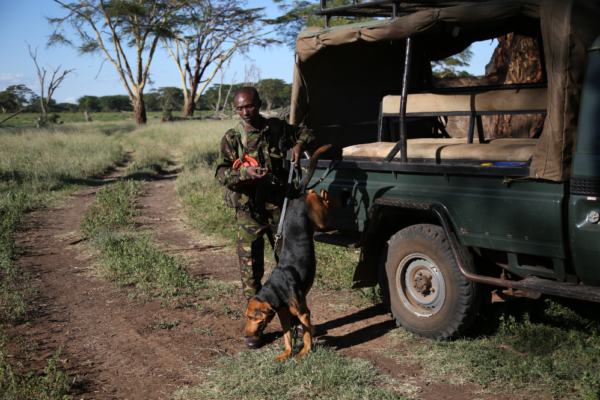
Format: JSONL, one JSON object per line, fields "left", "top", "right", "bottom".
{"left": 379, "top": 224, "right": 480, "bottom": 340}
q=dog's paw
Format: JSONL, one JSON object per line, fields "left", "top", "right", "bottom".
{"left": 294, "top": 349, "right": 310, "bottom": 359}
{"left": 274, "top": 351, "right": 291, "bottom": 362}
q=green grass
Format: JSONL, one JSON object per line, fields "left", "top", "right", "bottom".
{"left": 0, "top": 327, "right": 72, "bottom": 400}
{"left": 79, "top": 178, "right": 238, "bottom": 307}
{"left": 174, "top": 343, "right": 418, "bottom": 400}
{"left": 80, "top": 180, "right": 144, "bottom": 239}
{"left": 2, "top": 110, "right": 229, "bottom": 127}
{"left": 156, "top": 320, "right": 182, "bottom": 330}
{"left": 1, "top": 125, "right": 127, "bottom": 198}
{"left": 80, "top": 180, "right": 202, "bottom": 302}
{"left": 0, "top": 192, "right": 34, "bottom": 324}
{"left": 381, "top": 298, "right": 600, "bottom": 398}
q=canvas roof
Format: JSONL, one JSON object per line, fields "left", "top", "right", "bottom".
{"left": 290, "top": 0, "right": 600, "bottom": 181}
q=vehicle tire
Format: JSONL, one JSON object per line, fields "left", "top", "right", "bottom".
{"left": 277, "top": 106, "right": 291, "bottom": 123}
{"left": 379, "top": 224, "right": 480, "bottom": 340}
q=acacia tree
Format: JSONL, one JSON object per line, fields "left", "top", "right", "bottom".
{"left": 431, "top": 48, "right": 474, "bottom": 78}
{"left": 163, "top": 0, "right": 276, "bottom": 117}
{"left": 48, "top": 0, "right": 187, "bottom": 124}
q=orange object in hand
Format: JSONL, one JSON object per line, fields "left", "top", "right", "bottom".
{"left": 233, "top": 154, "right": 259, "bottom": 185}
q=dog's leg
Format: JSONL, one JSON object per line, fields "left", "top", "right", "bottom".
{"left": 274, "top": 308, "right": 293, "bottom": 362}
{"left": 294, "top": 301, "right": 312, "bottom": 359}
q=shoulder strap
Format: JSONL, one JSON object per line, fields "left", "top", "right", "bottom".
{"left": 236, "top": 133, "right": 244, "bottom": 157}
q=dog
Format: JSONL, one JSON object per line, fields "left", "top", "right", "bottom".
{"left": 244, "top": 144, "right": 341, "bottom": 361}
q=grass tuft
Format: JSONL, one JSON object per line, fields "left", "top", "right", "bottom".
{"left": 382, "top": 298, "right": 600, "bottom": 398}
{"left": 174, "top": 343, "right": 418, "bottom": 400}
{"left": 96, "top": 233, "right": 200, "bottom": 299}
{"left": 80, "top": 180, "right": 144, "bottom": 239}
{"left": 0, "top": 328, "right": 72, "bottom": 399}
{"left": 0, "top": 192, "right": 35, "bottom": 323}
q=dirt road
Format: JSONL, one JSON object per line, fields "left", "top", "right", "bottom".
{"left": 6, "top": 169, "right": 525, "bottom": 399}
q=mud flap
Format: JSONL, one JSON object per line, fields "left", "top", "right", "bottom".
{"left": 351, "top": 236, "right": 385, "bottom": 289}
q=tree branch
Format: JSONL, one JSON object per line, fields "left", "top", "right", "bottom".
{"left": 0, "top": 108, "right": 25, "bottom": 126}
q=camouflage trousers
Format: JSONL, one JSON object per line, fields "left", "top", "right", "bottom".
{"left": 236, "top": 205, "right": 282, "bottom": 301}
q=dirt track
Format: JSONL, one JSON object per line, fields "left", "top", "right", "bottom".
{"left": 6, "top": 169, "right": 528, "bottom": 399}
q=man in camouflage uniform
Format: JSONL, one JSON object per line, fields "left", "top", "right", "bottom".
{"left": 216, "top": 87, "right": 314, "bottom": 347}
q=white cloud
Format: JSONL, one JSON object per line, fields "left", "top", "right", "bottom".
{"left": 0, "top": 73, "right": 24, "bottom": 82}
{"left": 65, "top": 96, "right": 76, "bottom": 103}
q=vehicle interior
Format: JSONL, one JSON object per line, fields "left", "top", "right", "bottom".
{"left": 291, "top": 0, "right": 599, "bottom": 180}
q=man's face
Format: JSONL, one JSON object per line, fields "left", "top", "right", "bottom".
{"left": 235, "top": 92, "right": 262, "bottom": 127}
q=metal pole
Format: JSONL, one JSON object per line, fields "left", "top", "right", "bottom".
{"left": 399, "top": 37, "right": 412, "bottom": 164}
{"left": 392, "top": 2, "right": 398, "bottom": 19}
{"left": 383, "top": 37, "right": 413, "bottom": 163}
{"left": 320, "top": 0, "right": 329, "bottom": 28}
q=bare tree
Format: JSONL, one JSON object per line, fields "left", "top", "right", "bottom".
{"left": 162, "top": 0, "right": 276, "bottom": 117}
{"left": 26, "top": 43, "right": 75, "bottom": 123}
{"left": 220, "top": 71, "right": 236, "bottom": 115}
{"left": 213, "top": 58, "right": 235, "bottom": 117}
{"left": 48, "top": 0, "right": 187, "bottom": 124}
{"left": 243, "top": 63, "right": 262, "bottom": 90}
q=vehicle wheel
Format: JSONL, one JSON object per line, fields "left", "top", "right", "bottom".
{"left": 379, "top": 224, "right": 480, "bottom": 340}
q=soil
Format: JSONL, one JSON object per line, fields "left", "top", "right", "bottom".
{"left": 5, "top": 167, "right": 540, "bottom": 400}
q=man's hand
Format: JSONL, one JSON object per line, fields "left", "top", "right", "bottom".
{"left": 246, "top": 166, "right": 267, "bottom": 180}
{"left": 290, "top": 143, "right": 303, "bottom": 163}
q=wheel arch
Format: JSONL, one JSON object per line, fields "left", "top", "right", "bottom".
{"left": 352, "top": 199, "right": 462, "bottom": 289}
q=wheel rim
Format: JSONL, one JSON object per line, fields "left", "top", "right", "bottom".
{"left": 395, "top": 253, "right": 445, "bottom": 317}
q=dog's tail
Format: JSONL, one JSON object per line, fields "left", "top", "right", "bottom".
{"left": 297, "top": 144, "right": 332, "bottom": 194}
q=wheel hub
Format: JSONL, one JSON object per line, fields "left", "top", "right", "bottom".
{"left": 396, "top": 254, "right": 446, "bottom": 317}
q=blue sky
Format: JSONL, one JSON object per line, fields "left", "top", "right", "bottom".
{"left": 0, "top": 0, "right": 495, "bottom": 104}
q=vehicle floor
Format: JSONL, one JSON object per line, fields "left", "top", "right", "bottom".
{"left": 4, "top": 168, "right": 544, "bottom": 400}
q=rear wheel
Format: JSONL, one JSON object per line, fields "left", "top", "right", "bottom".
{"left": 379, "top": 224, "right": 480, "bottom": 339}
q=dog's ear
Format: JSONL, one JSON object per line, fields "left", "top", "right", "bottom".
{"left": 305, "top": 192, "right": 331, "bottom": 230}
{"left": 320, "top": 189, "right": 342, "bottom": 209}
{"left": 259, "top": 302, "right": 275, "bottom": 317}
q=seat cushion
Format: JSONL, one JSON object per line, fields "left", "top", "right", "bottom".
{"left": 343, "top": 139, "right": 536, "bottom": 162}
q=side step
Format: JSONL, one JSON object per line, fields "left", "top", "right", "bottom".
{"left": 517, "top": 276, "right": 600, "bottom": 303}
{"left": 313, "top": 232, "right": 360, "bottom": 249}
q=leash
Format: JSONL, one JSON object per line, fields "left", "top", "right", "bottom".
{"left": 306, "top": 158, "right": 342, "bottom": 191}
{"left": 266, "top": 160, "right": 296, "bottom": 279}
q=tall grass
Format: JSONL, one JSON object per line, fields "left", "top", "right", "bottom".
{"left": 172, "top": 120, "right": 239, "bottom": 244}
{"left": 1, "top": 125, "right": 127, "bottom": 204}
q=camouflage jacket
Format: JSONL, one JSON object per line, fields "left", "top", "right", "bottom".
{"left": 216, "top": 116, "right": 314, "bottom": 207}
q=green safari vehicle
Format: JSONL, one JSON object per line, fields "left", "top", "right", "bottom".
{"left": 290, "top": 0, "right": 600, "bottom": 339}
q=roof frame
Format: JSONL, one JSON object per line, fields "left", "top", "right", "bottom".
{"left": 315, "top": 0, "right": 492, "bottom": 22}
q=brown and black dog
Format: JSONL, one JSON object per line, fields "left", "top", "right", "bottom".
{"left": 245, "top": 144, "right": 341, "bottom": 361}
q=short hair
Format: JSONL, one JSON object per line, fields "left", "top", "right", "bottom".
{"left": 235, "top": 86, "right": 261, "bottom": 102}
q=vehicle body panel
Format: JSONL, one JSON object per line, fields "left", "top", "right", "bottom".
{"left": 308, "top": 168, "right": 565, "bottom": 259}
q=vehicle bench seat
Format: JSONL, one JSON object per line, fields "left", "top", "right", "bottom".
{"left": 343, "top": 139, "right": 536, "bottom": 162}
{"left": 382, "top": 88, "right": 547, "bottom": 115}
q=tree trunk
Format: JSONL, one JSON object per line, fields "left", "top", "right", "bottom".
{"left": 183, "top": 98, "right": 195, "bottom": 117}
{"left": 134, "top": 96, "right": 147, "bottom": 124}
{"left": 40, "top": 99, "right": 48, "bottom": 120}
{"left": 436, "top": 33, "right": 544, "bottom": 139}
{"left": 266, "top": 99, "right": 273, "bottom": 111}
{"left": 84, "top": 110, "right": 92, "bottom": 122}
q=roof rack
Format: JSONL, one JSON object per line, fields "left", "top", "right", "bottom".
{"left": 315, "top": 0, "right": 490, "bottom": 27}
